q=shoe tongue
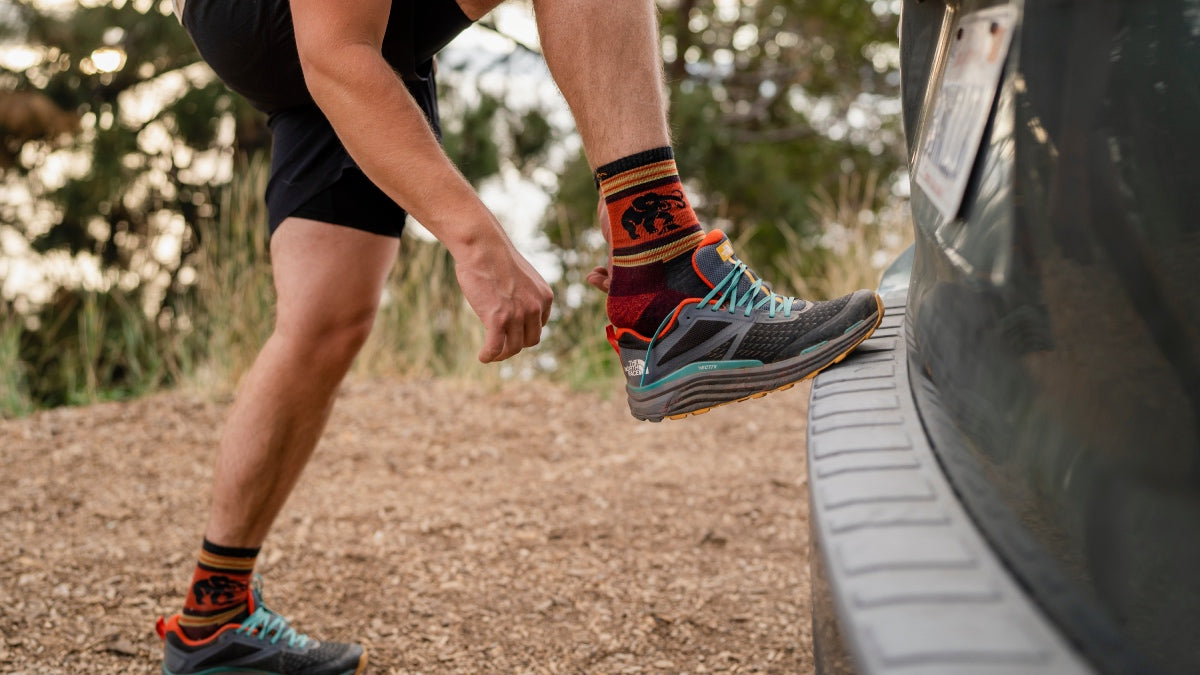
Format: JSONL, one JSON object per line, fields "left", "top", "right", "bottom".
{"left": 692, "top": 229, "right": 763, "bottom": 301}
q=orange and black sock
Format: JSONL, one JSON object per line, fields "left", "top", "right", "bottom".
{"left": 595, "top": 147, "right": 708, "bottom": 337}
{"left": 179, "top": 539, "right": 258, "bottom": 640}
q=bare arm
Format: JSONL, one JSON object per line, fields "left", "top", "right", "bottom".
{"left": 289, "top": 0, "right": 552, "bottom": 362}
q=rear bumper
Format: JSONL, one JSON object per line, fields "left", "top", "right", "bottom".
{"left": 806, "top": 290, "right": 1092, "bottom": 675}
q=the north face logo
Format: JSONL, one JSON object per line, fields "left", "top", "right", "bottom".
{"left": 717, "top": 240, "right": 735, "bottom": 262}
{"left": 620, "top": 190, "right": 688, "bottom": 240}
{"left": 624, "top": 359, "right": 645, "bottom": 378}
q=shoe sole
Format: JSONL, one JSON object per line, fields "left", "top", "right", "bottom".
{"left": 162, "top": 647, "right": 366, "bottom": 675}
{"left": 626, "top": 292, "right": 885, "bottom": 422}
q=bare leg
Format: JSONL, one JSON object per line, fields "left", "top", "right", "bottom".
{"left": 455, "top": 0, "right": 670, "bottom": 169}
{"left": 203, "top": 219, "right": 399, "bottom": 547}
{"left": 532, "top": 0, "right": 671, "bottom": 168}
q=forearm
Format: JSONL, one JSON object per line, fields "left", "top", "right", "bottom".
{"left": 301, "top": 44, "right": 504, "bottom": 257}
{"left": 288, "top": 0, "right": 552, "bottom": 363}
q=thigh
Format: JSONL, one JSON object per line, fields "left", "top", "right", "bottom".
{"left": 269, "top": 218, "right": 400, "bottom": 338}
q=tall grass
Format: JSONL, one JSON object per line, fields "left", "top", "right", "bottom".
{"left": 0, "top": 312, "right": 32, "bottom": 417}
{"left": 0, "top": 157, "right": 273, "bottom": 417}
{"left": 0, "top": 287, "right": 182, "bottom": 416}
{"left": 780, "top": 171, "right": 913, "bottom": 300}
{"left": 186, "top": 156, "right": 276, "bottom": 393}
{"left": 68, "top": 289, "right": 174, "bottom": 404}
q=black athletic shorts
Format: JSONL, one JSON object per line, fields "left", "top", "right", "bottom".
{"left": 181, "top": 0, "right": 473, "bottom": 237}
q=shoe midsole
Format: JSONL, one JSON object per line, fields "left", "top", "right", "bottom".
{"left": 626, "top": 309, "right": 880, "bottom": 419}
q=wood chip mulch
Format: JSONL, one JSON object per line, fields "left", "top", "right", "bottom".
{"left": 0, "top": 376, "right": 815, "bottom": 673}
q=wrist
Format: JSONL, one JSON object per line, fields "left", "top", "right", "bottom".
{"left": 438, "top": 211, "right": 511, "bottom": 263}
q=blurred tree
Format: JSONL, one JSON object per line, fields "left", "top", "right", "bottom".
{"left": 0, "top": 0, "right": 270, "bottom": 311}
{"left": 0, "top": 0, "right": 270, "bottom": 408}
{"left": 438, "top": 39, "right": 559, "bottom": 186}
{"left": 0, "top": 89, "right": 78, "bottom": 168}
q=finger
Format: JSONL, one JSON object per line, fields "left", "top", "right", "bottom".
{"left": 524, "top": 311, "right": 542, "bottom": 348}
{"left": 478, "top": 321, "right": 504, "bottom": 363}
{"left": 586, "top": 267, "right": 610, "bottom": 293}
{"left": 540, "top": 288, "right": 554, "bottom": 326}
{"left": 501, "top": 317, "right": 524, "bottom": 361}
{"left": 590, "top": 268, "right": 610, "bottom": 292}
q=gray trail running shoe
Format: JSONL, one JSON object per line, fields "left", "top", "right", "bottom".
{"left": 157, "top": 576, "right": 366, "bottom": 675}
{"left": 608, "top": 229, "right": 883, "bottom": 422}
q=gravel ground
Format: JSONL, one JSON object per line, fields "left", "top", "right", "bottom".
{"left": 0, "top": 376, "right": 815, "bottom": 674}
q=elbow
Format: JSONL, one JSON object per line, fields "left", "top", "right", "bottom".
{"left": 296, "top": 46, "right": 338, "bottom": 102}
{"left": 296, "top": 42, "right": 380, "bottom": 109}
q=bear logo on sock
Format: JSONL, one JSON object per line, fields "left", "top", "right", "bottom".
{"left": 621, "top": 190, "right": 688, "bottom": 240}
{"left": 191, "top": 575, "right": 247, "bottom": 607}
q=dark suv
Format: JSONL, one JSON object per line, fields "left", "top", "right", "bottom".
{"left": 807, "top": 1, "right": 1200, "bottom": 673}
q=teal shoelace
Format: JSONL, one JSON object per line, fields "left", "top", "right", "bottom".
{"left": 702, "top": 262, "right": 796, "bottom": 318}
{"left": 236, "top": 578, "right": 310, "bottom": 649}
{"left": 236, "top": 605, "right": 310, "bottom": 648}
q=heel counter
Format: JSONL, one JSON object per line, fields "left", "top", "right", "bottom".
{"left": 615, "top": 333, "right": 651, "bottom": 388}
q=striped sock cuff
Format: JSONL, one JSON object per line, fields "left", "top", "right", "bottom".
{"left": 178, "top": 603, "right": 248, "bottom": 628}
{"left": 594, "top": 146, "right": 674, "bottom": 188}
{"left": 201, "top": 539, "right": 261, "bottom": 559}
{"left": 197, "top": 539, "right": 258, "bottom": 573}
{"left": 598, "top": 160, "right": 682, "bottom": 201}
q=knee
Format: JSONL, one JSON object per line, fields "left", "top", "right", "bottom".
{"left": 277, "top": 303, "right": 378, "bottom": 368}
{"left": 326, "top": 311, "right": 376, "bottom": 357}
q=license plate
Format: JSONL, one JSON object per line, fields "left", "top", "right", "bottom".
{"left": 915, "top": 5, "right": 1017, "bottom": 220}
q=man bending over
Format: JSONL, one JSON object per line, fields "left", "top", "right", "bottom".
{"left": 157, "top": 0, "right": 882, "bottom": 672}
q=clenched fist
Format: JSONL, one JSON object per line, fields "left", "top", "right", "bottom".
{"left": 454, "top": 233, "right": 554, "bottom": 363}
